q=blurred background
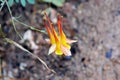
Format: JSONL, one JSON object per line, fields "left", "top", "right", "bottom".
{"left": 0, "top": 0, "right": 120, "bottom": 80}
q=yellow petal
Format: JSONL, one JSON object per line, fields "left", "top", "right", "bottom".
{"left": 55, "top": 44, "right": 63, "bottom": 55}
{"left": 63, "top": 43, "right": 71, "bottom": 49}
{"left": 55, "top": 50, "right": 63, "bottom": 55}
{"left": 48, "top": 44, "right": 56, "bottom": 55}
{"left": 61, "top": 45, "right": 71, "bottom": 56}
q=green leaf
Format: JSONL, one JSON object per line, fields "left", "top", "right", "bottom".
{"left": 0, "top": 0, "right": 3, "bottom": 2}
{"left": 42, "top": 0, "right": 52, "bottom": 3}
{"left": 42, "top": 0, "right": 65, "bottom": 7}
{"left": 8, "top": 0, "right": 14, "bottom": 7}
{"left": 20, "top": 0, "right": 26, "bottom": 7}
{"left": 15, "top": 0, "right": 19, "bottom": 3}
{"left": 27, "top": 0, "right": 35, "bottom": 4}
{"left": 44, "top": 7, "right": 52, "bottom": 14}
{"left": 52, "top": 0, "right": 65, "bottom": 7}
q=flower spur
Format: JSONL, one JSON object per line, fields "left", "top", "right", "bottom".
{"left": 44, "top": 12, "right": 77, "bottom": 56}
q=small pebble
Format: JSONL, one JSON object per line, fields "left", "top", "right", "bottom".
{"left": 19, "top": 63, "right": 27, "bottom": 70}
{"left": 105, "top": 49, "right": 112, "bottom": 59}
{"left": 117, "top": 10, "right": 120, "bottom": 14}
{"left": 4, "top": 26, "right": 10, "bottom": 34}
{"left": 63, "top": 56, "right": 72, "bottom": 60}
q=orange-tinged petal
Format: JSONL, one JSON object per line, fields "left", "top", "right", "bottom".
{"left": 57, "top": 15, "right": 63, "bottom": 35}
{"left": 57, "top": 15, "right": 71, "bottom": 49}
{"left": 51, "top": 23, "right": 59, "bottom": 43}
{"left": 48, "top": 44, "right": 56, "bottom": 55}
{"left": 44, "top": 12, "right": 58, "bottom": 38}
{"left": 61, "top": 45, "right": 71, "bottom": 56}
{"left": 44, "top": 12, "right": 59, "bottom": 44}
{"left": 43, "top": 20, "right": 55, "bottom": 44}
{"left": 57, "top": 15, "right": 66, "bottom": 41}
{"left": 44, "top": 12, "right": 52, "bottom": 29}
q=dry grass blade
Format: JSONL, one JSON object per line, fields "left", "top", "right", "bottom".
{"left": 4, "top": 38, "right": 56, "bottom": 73}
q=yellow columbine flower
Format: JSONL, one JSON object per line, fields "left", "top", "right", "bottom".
{"left": 44, "top": 12, "right": 77, "bottom": 56}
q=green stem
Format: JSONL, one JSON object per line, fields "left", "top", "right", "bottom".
{"left": 0, "top": 1, "right": 5, "bottom": 11}
{"left": 4, "top": 0, "right": 22, "bottom": 39}
{"left": 13, "top": 17, "right": 47, "bottom": 34}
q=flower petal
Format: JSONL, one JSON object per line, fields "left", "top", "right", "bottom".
{"left": 63, "top": 43, "right": 71, "bottom": 49}
{"left": 48, "top": 44, "right": 56, "bottom": 55}
{"left": 44, "top": 12, "right": 59, "bottom": 43}
{"left": 55, "top": 44, "right": 63, "bottom": 55}
{"left": 43, "top": 19, "right": 55, "bottom": 44}
{"left": 61, "top": 45, "right": 71, "bottom": 56}
{"left": 66, "top": 38, "right": 77, "bottom": 44}
{"left": 57, "top": 15, "right": 66, "bottom": 41}
{"left": 55, "top": 50, "right": 63, "bottom": 55}
{"left": 45, "top": 38, "right": 51, "bottom": 44}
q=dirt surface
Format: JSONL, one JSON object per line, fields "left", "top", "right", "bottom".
{"left": 0, "top": 0, "right": 120, "bottom": 80}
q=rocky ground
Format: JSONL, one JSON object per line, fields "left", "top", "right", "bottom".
{"left": 0, "top": 0, "right": 120, "bottom": 80}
